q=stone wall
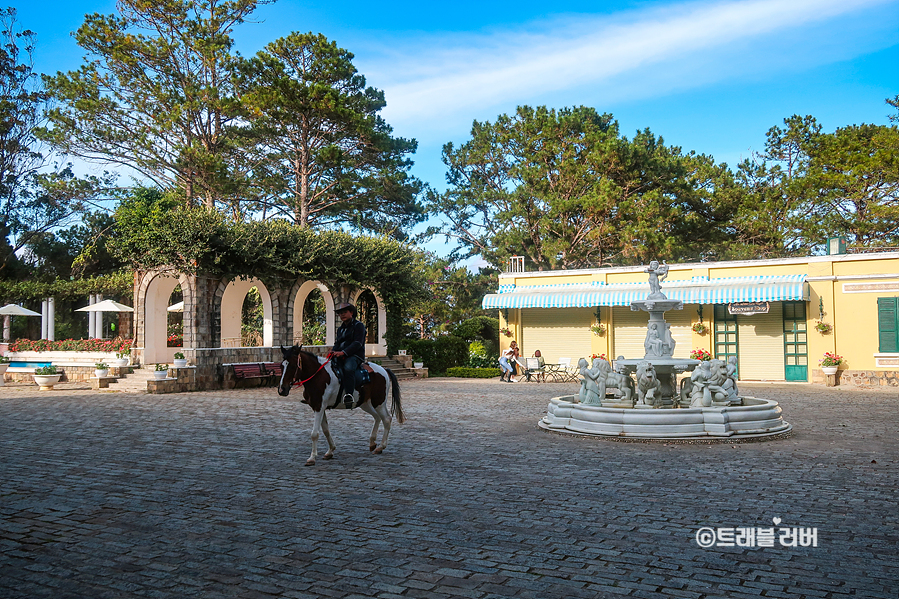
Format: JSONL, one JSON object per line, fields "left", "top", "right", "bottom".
{"left": 811, "top": 368, "right": 899, "bottom": 387}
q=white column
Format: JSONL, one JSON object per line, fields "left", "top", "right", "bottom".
{"left": 2, "top": 314, "right": 9, "bottom": 342}
{"left": 94, "top": 294, "right": 103, "bottom": 339}
{"left": 41, "top": 299, "right": 49, "bottom": 339}
{"left": 48, "top": 297, "right": 55, "bottom": 341}
{"left": 88, "top": 294, "right": 96, "bottom": 338}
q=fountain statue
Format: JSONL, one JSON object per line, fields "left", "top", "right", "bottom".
{"left": 540, "top": 260, "right": 791, "bottom": 440}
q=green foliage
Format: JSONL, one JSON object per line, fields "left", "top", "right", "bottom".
{"left": 0, "top": 271, "right": 132, "bottom": 304}
{"left": 405, "top": 335, "right": 469, "bottom": 375}
{"left": 454, "top": 316, "right": 500, "bottom": 353}
{"left": 467, "top": 340, "right": 498, "bottom": 368}
{"left": 409, "top": 256, "right": 498, "bottom": 339}
{"left": 95, "top": 362, "right": 108, "bottom": 369}
{"left": 33, "top": 365, "right": 58, "bottom": 375}
{"left": 429, "top": 105, "right": 730, "bottom": 268}
{"left": 39, "top": 0, "right": 263, "bottom": 210}
{"left": 446, "top": 367, "right": 503, "bottom": 378}
{"left": 155, "top": 363, "right": 168, "bottom": 372}
{"left": 234, "top": 32, "right": 425, "bottom": 237}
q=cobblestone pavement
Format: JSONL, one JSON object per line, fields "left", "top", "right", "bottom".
{"left": 1, "top": 378, "right": 897, "bottom": 599}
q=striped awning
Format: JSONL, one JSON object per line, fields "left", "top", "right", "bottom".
{"left": 481, "top": 275, "right": 809, "bottom": 309}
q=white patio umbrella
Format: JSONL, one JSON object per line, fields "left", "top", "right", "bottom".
{"left": 167, "top": 301, "right": 184, "bottom": 312}
{"left": 75, "top": 299, "right": 134, "bottom": 313}
{"left": 0, "top": 304, "right": 41, "bottom": 316}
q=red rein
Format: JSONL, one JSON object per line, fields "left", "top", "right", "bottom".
{"left": 292, "top": 352, "right": 333, "bottom": 387}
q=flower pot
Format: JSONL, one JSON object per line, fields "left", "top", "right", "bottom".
{"left": 414, "top": 362, "right": 424, "bottom": 369}
{"left": 0, "top": 363, "right": 7, "bottom": 387}
{"left": 33, "top": 374, "right": 62, "bottom": 390}
{"left": 153, "top": 370, "right": 168, "bottom": 380}
{"left": 94, "top": 369, "right": 110, "bottom": 378}
{"left": 112, "top": 358, "right": 129, "bottom": 368}
{"left": 173, "top": 359, "right": 188, "bottom": 368}
{"left": 822, "top": 366, "right": 838, "bottom": 376}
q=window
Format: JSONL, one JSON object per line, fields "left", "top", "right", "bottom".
{"left": 878, "top": 297, "right": 899, "bottom": 353}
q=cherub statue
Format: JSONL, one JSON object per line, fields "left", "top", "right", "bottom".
{"left": 645, "top": 260, "right": 670, "bottom": 299}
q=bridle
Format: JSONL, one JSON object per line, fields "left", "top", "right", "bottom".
{"left": 288, "top": 351, "right": 334, "bottom": 388}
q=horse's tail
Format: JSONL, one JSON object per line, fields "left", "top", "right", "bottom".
{"left": 387, "top": 368, "right": 406, "bottom": 424}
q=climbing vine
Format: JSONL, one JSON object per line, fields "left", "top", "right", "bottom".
{"left": 0, "top": 271, "right": 133, "bottom": 304}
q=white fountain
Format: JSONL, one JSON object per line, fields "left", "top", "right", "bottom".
{"left": 539, "top": 261, "right": 792, "bottom": 440}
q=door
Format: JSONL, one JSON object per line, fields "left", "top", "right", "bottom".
{"left": 783, "top": 301, "right": 808, "bottom": 381}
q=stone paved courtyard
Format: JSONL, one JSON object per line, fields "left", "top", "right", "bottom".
{"left": 1, "top": 377, "right": 897, "bottom": 598}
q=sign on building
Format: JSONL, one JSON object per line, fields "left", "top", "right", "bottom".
{"left": 728, "top": 301, "right": 771, "bottom": 316}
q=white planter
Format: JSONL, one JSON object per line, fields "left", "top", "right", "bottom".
{"left": 153, "top": 370, "right": 168, "bottom": 380}
{"left": 822, "top": 366, "right": 839, "bottom": 376}
{"left": 33, "top": 374, "right": 62, "bottom": 390}
{"left": 173, "top": 359, "right": 188, "bottom": 368}
{"left": 94, "top": 369, "right": 110, "bottom": 378}
{"left": 0, "top": 363, "right": 7, "bottom": 386}
{"left": 112, "top": 358, "right": 130, "bottom": 367}
{"left": 414, "top": 362, "right": 424, "bottom": 369}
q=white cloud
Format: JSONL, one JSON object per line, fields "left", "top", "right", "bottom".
{"left": 360, "top": 0, "right": 895, "bottom": 138}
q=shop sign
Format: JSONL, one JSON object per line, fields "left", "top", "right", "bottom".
{"left": 728, "top": 301, "right": 770, "bottom": 316}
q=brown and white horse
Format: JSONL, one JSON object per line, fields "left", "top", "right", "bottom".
{"left": 277, "top": 345, "right": 406, "bottom": 466}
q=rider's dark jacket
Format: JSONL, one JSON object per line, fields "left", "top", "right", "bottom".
{"left": 333, "top": 318, "right": 366, "bottom": 361}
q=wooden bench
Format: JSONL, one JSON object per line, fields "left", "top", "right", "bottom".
{"left": 231, "top": 363, "right": 283, "bottom": 387}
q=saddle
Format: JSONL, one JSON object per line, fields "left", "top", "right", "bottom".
{"left": 332, "top": 360, "right": 372, "bottom": 394}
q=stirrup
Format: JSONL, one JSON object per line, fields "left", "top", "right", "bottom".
{"left": 343, "top": 393, "right": 354, "bottom": 408}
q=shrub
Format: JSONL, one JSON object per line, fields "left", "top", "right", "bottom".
{"left": 34, "top": 365, "right": 59, "bottom": 375}
{"left": 446, "top": 367, "right": 503, "bottom": 378}
{"left": 405, "top": 335, "right": 469, "bottom": 375}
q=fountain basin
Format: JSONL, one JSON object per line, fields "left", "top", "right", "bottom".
{"left": 540, "top": 395, "right": 791, "bottom": 439}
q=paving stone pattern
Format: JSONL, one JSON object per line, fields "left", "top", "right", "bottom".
{"left": 1, "top": 378, "right": 897, "bottom": 598}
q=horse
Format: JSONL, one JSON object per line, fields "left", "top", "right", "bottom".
{"left": 277, "top": 345, "right": 406, "bottom": 466}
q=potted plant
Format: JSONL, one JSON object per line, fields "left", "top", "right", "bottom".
{"left": 590, "top": 323, "right": 606, "bottom": 336}
{"left": 0, "top": 356, "right": 9, "bottom": 387}
{"left": 94, "top": 362, "right": 110, "bottom": 378}
{"left": 815, "top": 321, "right": 832, "bottom": 334}
{"left": 113, "top": 351, "right": 130, "bottom": 367}
{"left": 33, "top": 365, "right": 62, "bottom": 390}
{"left": 692, "top": 322, "right": 708, "bottom": 335}
{"left": 173, "top": 352, "right": 188, "bottom": 368}
{"left": 500, "top": 327, "right": 513, "bottom": 338}
{"left": 689, "top": 349, "right": 712, "bottom": 361}
{"left": 153, "top": 363, "right": 169, "bottom": 380}
{"left": 820, "top": 352, "right": 842, "bottom": 375}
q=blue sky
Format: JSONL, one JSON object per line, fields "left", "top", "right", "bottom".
{"left": 14, "top": 0, "right": 899, "bottom": 256}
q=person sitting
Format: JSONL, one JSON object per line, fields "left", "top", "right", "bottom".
{"left": 331, "top": 302, "right": 367, "bottom": 407}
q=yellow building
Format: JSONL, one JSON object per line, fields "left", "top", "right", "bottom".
{"left": 483, "top": 252, "right": 899, "bottom": 386}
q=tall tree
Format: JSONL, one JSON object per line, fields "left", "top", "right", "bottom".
{"left": 234, "top": 32, "right": 424, "bottom": 237}
{"left": 0, "top": 8, "right": 101, "bottom": 275}
{"left": 39, "top": 0, "right": 269, "bottom": 210}
{"left": 428, "top": 105, "right": 729, "bottom": 269}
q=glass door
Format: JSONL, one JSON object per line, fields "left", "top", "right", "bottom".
{"left": 783, "top": 302, "right": 808, "bottom": 381}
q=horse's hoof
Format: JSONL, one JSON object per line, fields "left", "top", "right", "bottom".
{"left": 305, "top": 459, "right": 315, "bottom": 466}
{"left": 324, "top": 452, "right": 334, "bottom": 460}
{"left": 369, "top": 443, "right": 377, "bottom": 452}
{"left": 374, "top": 446, "right": 384, "bottom": 455}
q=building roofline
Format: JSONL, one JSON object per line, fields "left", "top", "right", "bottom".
{"left": 499, "top": 252, "right": 899, "bottom": 280}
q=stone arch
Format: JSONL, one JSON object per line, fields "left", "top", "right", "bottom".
{"left": 290, "top": 280, "right": 336, "bottom": 346}
{"left": 138, "top": 270, "right": 193, "bottom": 364}
{"left": 218, "top": 278, "right": 274, "bottom": 347}
{"left": 352, "top": 287, "right": 387, "bottom": 356}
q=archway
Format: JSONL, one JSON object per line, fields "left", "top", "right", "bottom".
{"left": 143, "top": 273, "right": 181, "bottom": 364}
{"left": 353, "top": 288, "right": 387, "bottom": 356}
{"left": 220, "top": 278, "right": 273, "bottom": 347}
{"left": 293, "top": 281, "right": 335, "bottom": 346}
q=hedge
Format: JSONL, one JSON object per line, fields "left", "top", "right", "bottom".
{"left": 446, "top": 367, "right": 503, "bottom": 378}
{"left": 404, "top": 335, "right": 469, "bottom": 375}
{"left": 7, "top": 338, "right": 134, "bottom": 353}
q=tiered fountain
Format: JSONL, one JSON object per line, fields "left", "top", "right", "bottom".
{"left": 539, "top": 261, "right": 792, "bottom": 440}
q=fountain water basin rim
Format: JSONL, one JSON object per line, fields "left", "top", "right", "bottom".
{"left": 540, "top": 396, "right": 791, "bottom": 439}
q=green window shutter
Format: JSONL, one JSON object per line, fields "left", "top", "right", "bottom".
{"left": 878, "top": 297, "right": 899, "bottom": 353}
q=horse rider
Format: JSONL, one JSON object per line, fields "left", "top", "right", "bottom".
{"left": 331, "top": 302, "right": 367, "bottom": 408}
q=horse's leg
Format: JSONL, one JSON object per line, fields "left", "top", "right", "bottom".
{"left": 372, "top": 403, "right": 393, "bottom": 454}
{"left": 307, "top": 409, "right": 325, "bottom": 466}
{"left": 321, "top": 411, "right": 336, "bottom": 460}
{"left": 358, "top": 402, "right": 381, "bottom": 452}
